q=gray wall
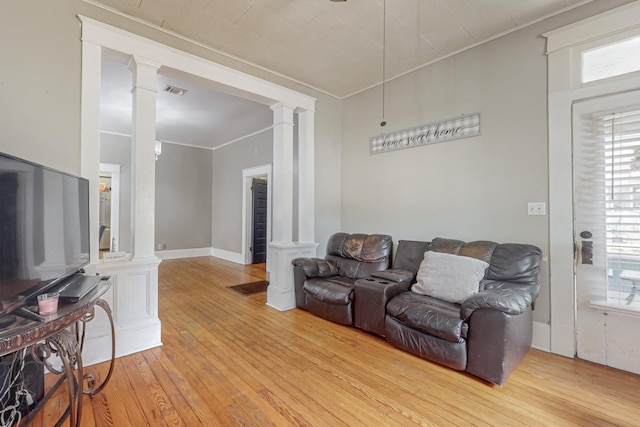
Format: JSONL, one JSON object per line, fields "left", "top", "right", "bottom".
{"left": 0, "top": 1, "right": 82, "bottom": 174}
{"left": 100, "top": 133, "right": 132, "bottom": 252}
{"left": 156, "top": 143, "right": 213, "bottom": 251}
{"left": 0, "top": 0, "right": 342, "bottom": 263}
{"left": 212, "top": 130, "right": 273, "bottom": 253}
{"left": 340, "top": 0, "right": 635, "bottom": 325}
{"left": 4, "top": 0, "right": 633, "bottom": 328}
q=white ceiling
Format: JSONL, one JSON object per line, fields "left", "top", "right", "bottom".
{"left": 95, "top": 0, "right": 590, "bottom": 150}
{"left": 100, "top": 54, "right": 273, "bottom": 149}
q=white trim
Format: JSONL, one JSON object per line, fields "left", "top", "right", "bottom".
{"left": 211, "top": 247, "right": 244, "bottom": 264}
{"left": 78, "top": 15, "right": 316, "bottom": 112}
{"left": 82, "top": 0, "right": 337, "bottom": 99}
{"left": 213, "top": 126, "right": 274, "bottom": 151}
{"left": 532, "top": 321, "right": 551, "bottom": 352}
{"left": 546, "top": 0, "right": 640, "bottom": 358}
{"left": 81, "top": 0, "right": 594, "bottom": 100}
{"left": 544, "top": 1, "right": 640, "bottom": 54}
{"left": 344, "top": 1, "right": 595, "bottom": 99}
{"left": 242, "top": 164, "right": 273, "bottom": 266}
{"left": 112, "top": 320, "right": 162, "bottom": 359}
{"left": 80, "top": 17, "right": 316, "bottom": 355}
{"left": 99, "top": 127, "right": 275, "bottom": 152}
{"left": 155, "top": 247, "right": 213, "bottom": 260}
{"left": 99, "top": 162, "right": 120, "bottom": 251}
{"left": 590, "top": 301, "right": 640, "bottom": 316}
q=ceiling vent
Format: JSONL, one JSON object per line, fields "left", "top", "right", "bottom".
{"left": 164, "top": 85, "right": 188, "bottom": 96}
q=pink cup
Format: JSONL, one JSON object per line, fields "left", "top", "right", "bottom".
{"left": 37, "top": 293, "right": 59, "bottom": 315}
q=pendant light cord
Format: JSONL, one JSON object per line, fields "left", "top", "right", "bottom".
{"left": 381, "top": 0, "right": 387, "bottom": 127}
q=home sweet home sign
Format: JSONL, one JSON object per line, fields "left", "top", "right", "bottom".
{"left": 369, "top": 113, "right": 481, "bottom": 155}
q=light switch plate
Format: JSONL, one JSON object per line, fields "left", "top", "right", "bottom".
{"left": 527, "top": 202, "right": 546, "bottom": 216}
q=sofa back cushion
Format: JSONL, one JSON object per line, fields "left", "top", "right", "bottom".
{"left": 430, "top": 237, "right": 542, "bottom": 302}
{"left": 484, "top": 243, "right": 542, "bottom": 300}
{"left": 393, "top": 240, "right": 431, "bottom": 272}
{"left": 325, "top": 232, "right": 393, "bottom": 279}
{"left": 430, "top": 238, "right": 498, "bottom": 264}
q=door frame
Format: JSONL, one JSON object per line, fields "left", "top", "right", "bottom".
{"left": 242, "top": 164, "right": 272, "bottom": 268}
{"left": 545, "top": 2, "right": 640, "bottom": 357}
{"left": 99, "top": 162, "right": 121, "bottom": 252}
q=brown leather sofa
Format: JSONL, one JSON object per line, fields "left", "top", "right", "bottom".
{"left": 292, "top": 234, "right": 541, "bottom": 386}
{"left": 384, "top": 238, "right": 542, "bottom": 385}
{"left": 292, "top": 232, "right": 393, "bottom": 325}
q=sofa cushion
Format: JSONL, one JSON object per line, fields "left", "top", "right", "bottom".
{"left": 326, "top": 232, "right": 393, "bottom": 263}
{"left": 392, "top": 240, "right": 431, "bottom": 272}
{"left": 325, "top": 233, "right": 393, "bottom": 279}
{"left": 303, "top": 277, "right": 356, "bottom": 305}
{"left": 386, "top": 292, "right": 468, "bottom": 343}
{"left": 412, "top": 251, "right": 489, "bottom": 303}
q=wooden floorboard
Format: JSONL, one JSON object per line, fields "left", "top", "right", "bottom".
{"left": 30, "top": 256, "right": 640, "bottom": 426}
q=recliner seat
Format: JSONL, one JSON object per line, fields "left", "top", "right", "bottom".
{"left": 292, "top": 232, "right": 393, "bottom": 325}
{"left": 384, "top": 238, "right": 542, "bottom": 385}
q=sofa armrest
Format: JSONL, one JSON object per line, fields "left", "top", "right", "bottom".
{"left": 292, "top": 257, "right": 338, "bottom": 278}
{"left": 371, "top": 269, "right": 414, "bottom": 283}
{"left": 460, "top": 288, "right": 533, "bottom": 320}
{"left": 354, "top": 278, "right": 412, "bottom": 336}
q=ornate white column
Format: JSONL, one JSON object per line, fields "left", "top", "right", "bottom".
{"left": 268, "top": 104, "right": 296, "bottom": 310}
{"left": 297, "top": 109, "right": 315, "bottom": 243}
{"left": 270, "top": 103, "right": 295, "bottom": 243}
{"left": 80, "top": 40, "right": 102, "bottom": 267}
{"left": 128, "top": 56, "right": 160, "bottom": 261}
{"left": 267, "top": 104, "right": 318, "bottom": 311}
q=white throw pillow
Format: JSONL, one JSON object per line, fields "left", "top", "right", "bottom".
{"left": 411, "top": 251, "right": 489, "bottom": 304}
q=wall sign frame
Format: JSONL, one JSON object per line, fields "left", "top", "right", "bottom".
{"left": 370, "top": 113, "right": 481, "bottom": 155}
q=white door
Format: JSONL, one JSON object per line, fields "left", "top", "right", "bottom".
{"left": 573, "top": 90, "right": 640, "bottom": 374}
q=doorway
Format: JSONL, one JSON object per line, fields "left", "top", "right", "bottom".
{"left": 251, "top": 178, "right": 268, "bottom": 264}
{"left": 98, "top": 163, "right": 121, "bottom": 254}
{"left": 573, "top": 90, "right": 640, "bottom": 373}
{"left": 242, "top": 164, "right": 272, "bottom": 267}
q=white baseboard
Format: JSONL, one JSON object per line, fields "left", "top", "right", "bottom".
{"left": 82, "top": 319, "right": 162, "bottom": 367}
{"left": 532, "top": 321, "right": 551, "bottom": 352}
{"left": 155, "top": 247, "right": 213, "bottom": 260}
{"left": 154, "top": 246, "right": 245, "bottom": 264}
{"left": 211, "top": 247, "right": 244, "bottom": 264}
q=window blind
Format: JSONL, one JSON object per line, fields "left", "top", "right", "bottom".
{"left": 575, "top": 107, "right": 640, "bottom": 305}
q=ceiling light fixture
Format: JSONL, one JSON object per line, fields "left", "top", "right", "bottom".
{"left": 164, "top": 84, "right": 188, "bottom": 96}
{"left": 329, "top": 0, "right": 346, "bottom": 2}
{"left": 380, "top": 0, "right": 387, "bottom": 127}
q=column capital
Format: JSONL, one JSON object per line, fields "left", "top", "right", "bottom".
{"left": 128, "top": 56, "right": 161, "bottom": 92}
{"left": 127, "top": 55, "right": 161, "bottom": 72}
{"left": 271, "top": 103, "right": 295, "bottom": 127}
{"left": 269, "top": 102, "right": 296, "bottom": 113}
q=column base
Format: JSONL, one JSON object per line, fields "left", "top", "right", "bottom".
{"left": 267, "top": 241, "right": 318, "bottom": 311}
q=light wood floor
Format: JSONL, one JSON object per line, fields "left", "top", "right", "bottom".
{"left": 31, "top": 256, "right": 640, "bottom": 426}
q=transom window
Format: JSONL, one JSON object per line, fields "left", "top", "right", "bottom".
{"left": 582, "top": 36, "right": 640, "bottom": 84}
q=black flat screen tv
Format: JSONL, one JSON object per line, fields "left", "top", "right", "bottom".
{"left": 0, "top": 152, "right": 90, "bottom": 320}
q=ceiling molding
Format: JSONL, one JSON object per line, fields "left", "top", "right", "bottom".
{"left": 99, "top": 126, "right": 274, "bottom": 152}
{"left": 82, "top": 0, "right": 339, "bottom": 99}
